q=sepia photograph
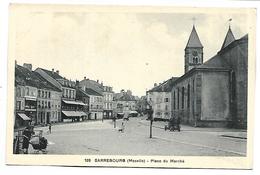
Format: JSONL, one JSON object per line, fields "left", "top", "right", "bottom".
{"left": 6, "top": 3, "right": 256, "bottom": 168}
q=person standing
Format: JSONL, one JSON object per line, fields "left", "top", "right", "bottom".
{"left": 22, "top": 126, "right": 33, "bottom": 154}
{"left": 48, "top": 123, "right": 52, "bottom": 134}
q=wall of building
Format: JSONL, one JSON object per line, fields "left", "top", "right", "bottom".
{"left": 89, "top": 95, "right": 103, "bottom": 120}
{"left": 36, "top": 89, "right": 62, "bottom": 124}
{"left": 201, "top": 71, "right": 230, "bottom": 122}
{"left": 147, "top": 91, "right": 171, "bottom": 120}
{"left": 219, "top": 39, "right": 248, "bottom": 128}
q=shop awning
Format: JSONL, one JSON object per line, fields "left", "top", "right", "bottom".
{"left": 130, "top": 111, "right": 138, "bottom": 114}
{"left": 17, "top": 113, "right": 31, "bottom": 121}
{"left": 62, "top": 111, "right": 87, "bottom": 117}
{"left": 62, "top": 100, "right": 86, "bottom": 106}
{"left": 117, "top": 113, "right": 124, "bottom": 115}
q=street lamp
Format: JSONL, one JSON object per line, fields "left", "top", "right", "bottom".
{"left": 146, "top": 103, "right": 154, "bottom": 138}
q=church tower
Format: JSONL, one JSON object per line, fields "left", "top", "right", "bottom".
{"left": 221, "top": 26, "right": 235, "bottom": 49}
{"left": 184, "top": 25, "right": 203, "bottom": 73}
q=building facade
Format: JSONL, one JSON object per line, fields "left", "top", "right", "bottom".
{"left": 35, "top": 68, "right": 87, "bottom": 122}
{"left": 170, "top": 25, "right": 248, "bottom": 128}
{"left": 103, "top": 86, "right": 114, "bottom": 119}
{"left": 84, "top": 88, "right": 103, "bottom": 120}
{"left": 15, "top": 64, "right": 62, "bottom": 127}
{"left": 113, "top": 90, "right": 137, "bottom": 117}
{"left": 147, "top": 78, "right": 177, "bottom": 121}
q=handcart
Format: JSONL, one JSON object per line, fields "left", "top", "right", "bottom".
{"left": 30, "top": 130, "right": 48, "bottom": 154}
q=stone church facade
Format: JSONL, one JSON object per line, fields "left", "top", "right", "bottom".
{"left": 171, "top": 25, "right": 248, "bottom": 129}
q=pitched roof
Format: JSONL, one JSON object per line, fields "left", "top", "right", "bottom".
{"left": 198, "top": 55, "right": 230, "bottom": 69}
{"left": 148, "top": 77, "right": 179, "bottom": 92}
{"left": 84, "top": 88, "right": 103, "bottom": 96}
{"left": 221, "top": 27, "right": 236, "bottom": 49}
{"left": 118, "top": 93, "right": 136, "bottom": 101}
{"left": 76, "top": 88, "right": 90, "bottom": 98}
{"left": 15, "top": 65, "right": 61, "bottom": 92}
{"left": 39, "top": 68, "right": 63, "bottom": 80}
{"left": 186, "top": 25, "right": 203, "bottom": 48}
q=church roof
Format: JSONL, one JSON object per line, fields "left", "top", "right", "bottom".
{"left": 198, "top": 55, "right": 230, "bottom": 69}
{"left": 186, "top": 25, "right": 203, "bottom": 48}
{"left": 221, "top": 27, "right": 236, "bottom": 49}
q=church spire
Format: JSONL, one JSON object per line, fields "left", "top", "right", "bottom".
{"left": 184, "top": 24, "right": 204, "bottom": 73}
{"left": 221, "top": 25, "right": 235, "bottom": 49}
{"left": 185, "top": 25, "right": 203, "bottom": 48}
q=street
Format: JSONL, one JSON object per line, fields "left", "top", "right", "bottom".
{"left": 30, "top": 117, "right": 246, "bottom": 156}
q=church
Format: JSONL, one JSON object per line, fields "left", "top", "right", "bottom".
{"left": 171, "top": 25, "right": 248, "bottom": 129}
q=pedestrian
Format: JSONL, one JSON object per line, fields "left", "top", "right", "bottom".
{"left": 48, "top": 123, "right": 52, "bottom": 134}
{"left": 22, "top": 126, "right": 33, "bottom": 154}
{"left": 121, "top": 121, "right": 125, "bottom": 133}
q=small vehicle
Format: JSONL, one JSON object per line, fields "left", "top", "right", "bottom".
{"left": 165, "top": 118, "right": 180, "bottom": 132}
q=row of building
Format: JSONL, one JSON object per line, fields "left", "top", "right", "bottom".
{"left": 147, "top": 25, "right": 248, "bottom": 129}
{"left": 14, "top": 63, "right": 139, "bottom": 128}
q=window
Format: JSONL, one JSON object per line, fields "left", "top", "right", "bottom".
{"left": 48, "top": 102, "right": 51, "bottom": 109}
{"left": 42, "top": 90, "right": 44, "bottom": 98}
{"left": 182, "top": 87, "right": 185, "bottom": 109}
{"left": 173, "top": 91, "right": 176, "bottom": 110}
{"left": 26, "top": 87, "right": 29, "bottom": 96}
{"left": 165, "top": 105, "right": 168, "bottom": 111}
{"left": 165, "top": 98, "right": 169, "bottom": 102}
{"left": 187, "top": 84, "right": 190, "bottom": 108}
{"left": 177, "top": 88, "right": 179, "bottom": 110}
{"left": 16, "top": 101, "right": 21, "bottom": 110}
{"left": 193, "top": 79, "right": 195, "bottom": 92}
{"left": 45, "top": 91, "right": 47, "bottom": 98}
{"left": 16, "top": 87, "right": 21, "bottom": 97}
{"left": 48, "top": 92, "right": 51, "bottom": 98}
{"left": 38, "top": 90, "right": 41, "bottom": 97}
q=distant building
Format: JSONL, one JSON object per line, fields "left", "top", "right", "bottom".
{"left": 103, "top": 86, "right": 114, "bottom": 119}
{"left": 79, "top": 77, "right": 115, "bottom": 119}
{"left": 147, "top": 77, "right": 178, "bottom": 121}
{"left": 75, "top": 83, "right": 90, "bottom": 120}
{"left": 35, "top": 68, "right": 87, "bottom": 122}
{"left": 113, "top": 90, "right": 137, "bottom": 117}
{"left": 84, "top": 88, "right": 103, "bottom": 120}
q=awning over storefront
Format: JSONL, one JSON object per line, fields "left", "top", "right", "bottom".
{"left": 130, "top": 111, "right": 138, "bottom": 114}
{"left": 62, "top": 111, "right": 87, "bottom": 117}
{"left": 17, "top": 113, "right": 31, "bottom": 121}
{"left": 117, "top": 113, "right": 124, "bottom": 115}
{"left": 62, "top": 100, "right": 86, "bottom": 106}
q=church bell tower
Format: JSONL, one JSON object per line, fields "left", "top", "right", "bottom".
{"left": 184, "top": 25, "right": 203, "bottom": 73}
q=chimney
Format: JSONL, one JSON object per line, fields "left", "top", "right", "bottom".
{"left": 23, "top": 63, "right": 32, "bottom": 71}
{"left": 76, "top": 80, "right": 79, "bottom": 87}
{"left": 52, "top": 68, "right": 54, "bottom": 74}
{"left": 56, "top": 70, "right": 59, "bottom": 75}
{"left": 84, "top": 76, "right": 86, "bottom": 80}
{"left": 97, "top": 80, "right": 99, "bottom": 83}
{"left": 15, "top": 60, "right": 17, "bottom": 68}
{"left": 154, "top": 83, "right": 157, "bottom": 87}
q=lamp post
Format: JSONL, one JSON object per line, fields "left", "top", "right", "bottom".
{"left": 146, "top": 103, "right": 153, "bottom": 138}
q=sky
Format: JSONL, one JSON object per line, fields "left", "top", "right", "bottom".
{"left": 12, "top": 5, "right": 251, "bottom": 97}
